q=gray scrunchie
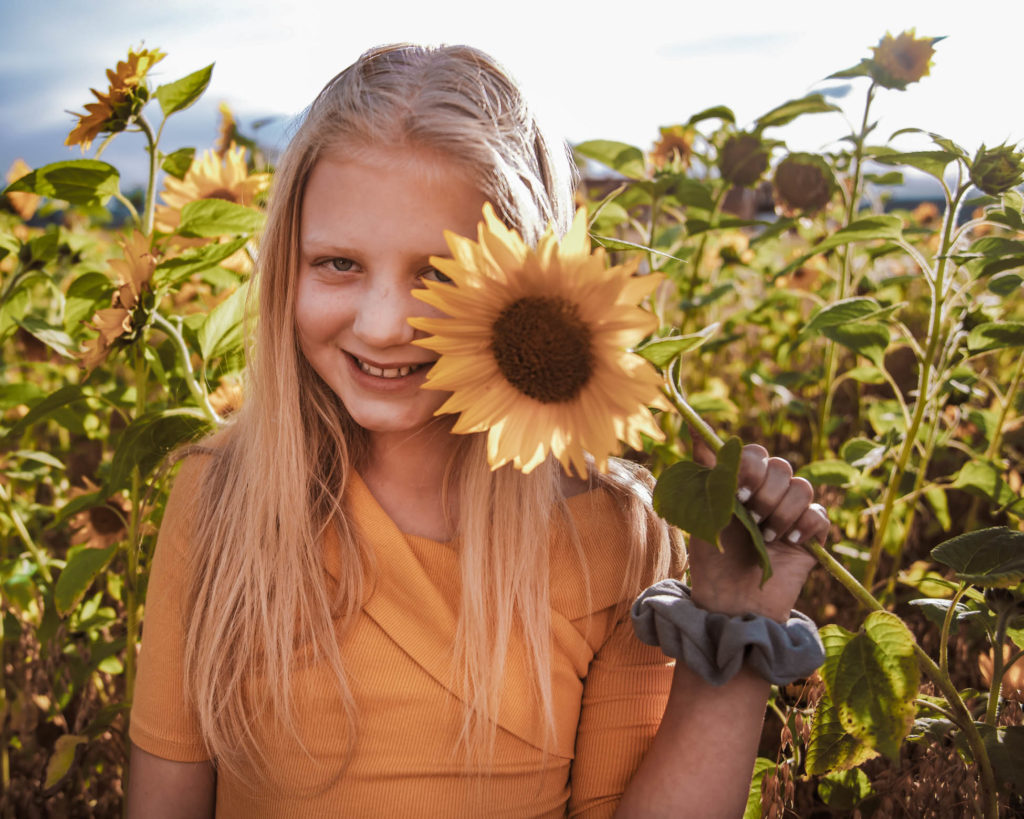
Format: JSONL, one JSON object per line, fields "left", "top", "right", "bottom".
{"left": 631, "top": 578, "right": 825, "bottom": 686}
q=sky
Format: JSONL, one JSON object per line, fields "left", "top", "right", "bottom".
{"left": 1, "top": 0, "right": 1021, "bottom": 191}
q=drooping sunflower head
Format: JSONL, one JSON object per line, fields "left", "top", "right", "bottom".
{"left": 650, "top": 125, "right": 696, "bottom": 172}
{"left": 409, "top": 203, "right": 666, "bottom": 476}
{"left": 869, "top": 30, "right": 937, "bottom": 89}
{"left": 66, "top": 47, "right": 165, "bottom": 150}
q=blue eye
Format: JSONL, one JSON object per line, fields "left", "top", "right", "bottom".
{"left": 423, "top": 267, "right": 453, "bottom": 284}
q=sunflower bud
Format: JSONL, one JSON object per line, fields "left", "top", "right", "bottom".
{"left": 773, "top": 153, "right": 836, "bottom": 215}
{"left": 969, "top": 144, "right": 1024, "bottom": 195}
{"left": 869, "top": 30, "right": 937, "bottom": 90}
{"left": 719, "top": 133, "right": 769, "bottom": 188}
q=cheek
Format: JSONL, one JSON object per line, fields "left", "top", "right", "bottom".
{"left": 294, "top": 279, "right": 348, "bottom": 343}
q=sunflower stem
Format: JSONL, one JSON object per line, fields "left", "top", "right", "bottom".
{"left": 664, "top": 361, "right": 724, "bottom": 454}
{"left": 152, "top": 312, "right": 220, "bottom": 425}
{"left": 137, "top": 115, "right": 159, "bottom": 237}
{"left": 0, "top": 483, "right": 52, "bottom": 584}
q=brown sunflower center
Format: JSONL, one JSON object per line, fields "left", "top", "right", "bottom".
{"left": 205, "top": 188, "right": 238, "bottom": 202}
{"left": 89, "top": 504, "right": 125, "bottom": 536}
{"left": 490, "top": 296, "right": 594, "bottom": 404}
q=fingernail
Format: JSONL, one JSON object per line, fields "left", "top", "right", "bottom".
{"left": 750, "top": 510, "right": 762, "bottom": 523}
{"left": 787, "top": 529, "right": 802, "bottom": 544}
{"left": 763, "top": 528, "right": 777, "bottom": 542}
{"left": 736, "top": 486, "right": 752, "bottom": 503}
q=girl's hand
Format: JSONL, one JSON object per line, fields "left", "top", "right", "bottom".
{"left": 687, "top": 443, "right": 830, "bottom": 621}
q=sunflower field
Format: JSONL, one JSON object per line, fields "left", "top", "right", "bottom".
{"left": 2, "top": 31, "right": 1024, "bottom": 818}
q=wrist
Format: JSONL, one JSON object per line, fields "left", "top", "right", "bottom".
{"left": 688, "top": 587, "right": 793, "bottom": 623}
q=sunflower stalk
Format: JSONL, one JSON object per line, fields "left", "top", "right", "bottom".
{"left": 863, "top": 180, "right": 970, "bottom": 591}
{"left": 152, "top": 312, "right": 220, "bottom": 425}
{"left": 137, "top": 115, "right": 159, "bottom": 237}
{"left": 814, "top": 81, "right": 876, "bottom": 462}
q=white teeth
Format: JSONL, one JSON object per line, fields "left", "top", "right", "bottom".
{"left": 355, "top": 358, "right": 423, "bottom": 379}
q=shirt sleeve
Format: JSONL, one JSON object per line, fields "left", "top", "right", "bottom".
{"left": 129, "top": 456, "right": 211, "bottom": 762}
{"left": 566, "top": 607, "right": 674, "bottom": 818}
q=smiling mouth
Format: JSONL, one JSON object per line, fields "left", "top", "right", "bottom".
{"left": 352, "top": 355, "right": 431, "bottom": 379}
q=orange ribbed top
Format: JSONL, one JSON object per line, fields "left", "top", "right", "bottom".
{"left": 131, "top": 459, "right": 675, "bottom": 817}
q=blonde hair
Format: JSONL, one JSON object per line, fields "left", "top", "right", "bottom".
{"left": 181, "top": 43, "right": 681, "bottom": 781}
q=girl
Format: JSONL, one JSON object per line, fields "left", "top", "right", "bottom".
{"left": 126, "top": 44, "right": 829, "bottom": 817}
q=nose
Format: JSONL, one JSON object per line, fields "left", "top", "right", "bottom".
{"left": 351, "top": 277, "right": 418, "bottom": 348}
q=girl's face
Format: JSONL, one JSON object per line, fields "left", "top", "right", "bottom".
{"left": 295, "top": 147, "right": 488, "bottom": 440}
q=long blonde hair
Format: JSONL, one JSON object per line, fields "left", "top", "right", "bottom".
{"left": 181, "top": 43, "right": 681, "bottom": 779}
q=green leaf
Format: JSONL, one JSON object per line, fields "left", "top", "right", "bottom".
{"left": 589, "top": 235, "right": 687, "bottom": 264}
{"left": 871, "top": 149, "right": 959, "bottom": 182}
{"left": 829, "top": 60, "right": 873, "bottom": 81}
{"left": 864, "top": 171, "right": 904, "bottom": 186}
{"left": 152, "top": 236, "right": 249, "bottom": 288}
{"left": 652, "top": 436, "right": 742, "bottom": 545}
{"left": 988, "top": 272, "right": 1022, "bottom": 296}
{"left": 977, "top": 724, "right": 1024, "bottom": 793}
{"left": 841, "top": 439, "right": 886, "bottom": 470}
{"left": 756, "top": 94, "right": 839, "bottom": 130}
{"left": 636, "top": 324, "right": 719, "bottom": 368}
{"left": 832, "top": 611, "right": 920, "bottom": 761}
{"left": 806, "top": 688, "right": 878, "bottom": 774}
{"left": 2, "top": 384, "right": 88, "bottom": 441}
{"left": 176, "top": 200, "right": 264, "bottom": 238}
{"left": 16, "top": 316, "right": 75, "bottom": 359}
{"left": 64, "top": 271, "right": 114, "bottom": 330}
{"left": 817, "top": 767, "right": 874, "bottom": 810}
{"left": 0, "top": 382, "right": 43, "bottom": 409}
{"left": 106, "top": 409, "right": 209, "bottom": 493}
{"left": 968, "top": 321, "right": 1024, "bottom": 353}
{"left": 821, "top": 323, "right": 890, "bottom": 369}
{"left": 923, "top": 487, "right": 952, "bottom": 531}
{"left": 154, "top": 63, "right": 214, "bottom": 117}
{"left": 931, "top": 527, "right": 1024, "bottom": 587}
{"left": 3, "top": 160, "right": 119, "bottom": 207}
{"left": 574, "top": 140, "right": 646, "bottom": 180}
{"left": 686, "top": 105, "right": 735, "bottom": 126}
{"left": 161, "top": 147, "right": 195, "bottom": 180}
{"left": 672, "top": 178, "right": 714, "bottom": 210}
{"left": 55, "top": 546, "right": 116, "bottom": 617}
{"left": 951, "top": 461, "right": 1021, "bottom": 513}
{"left": 197, "top": 282, "right": 248, "bottom": 359}
{"left": 843, "top": 365, "right": 886, "bottom": 385}
{"left": 803, "top": 297, "right": 884, "bottom": 335}
{"left": 743, "top": 757, "right": 776, "bottom": 819}
{"left": 797, "top": 459, "right": 858, "bottom": 487}
{"left": 778, "top": 215, "right": 904, "bottom": 277}
{"left": 43, "top": 734, "right": 88, "bottom": 789}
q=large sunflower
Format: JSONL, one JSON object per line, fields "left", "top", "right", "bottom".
{"left": 410, "top": 204, "right": 665, "bottom": 476}
{"left": 155, "top": 143, "right": 269, "bottom": 234}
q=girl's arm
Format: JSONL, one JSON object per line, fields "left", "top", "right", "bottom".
{"left": 126, "top": 742, "right": 216, "bottom": 819}
{"left": 617, "top": 444, "right": 829, "bottom": 817}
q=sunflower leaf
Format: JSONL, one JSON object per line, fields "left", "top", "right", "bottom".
{"left": 636, "top": 324, "right": 719, "bottom": 368}
{"left": 161, "top": 147, "right": 195, "bottom": 180}
{"left": 177, "top": 199, "right": 264, "bottom": 238}
{"left": 3, "top": 160, "right": 119, "bottom": 207}
{"left": 652, "top": 436, "right": 741, "bottom": 545}
{"left": 55, "top": 546, "right": 116, "bottom": 617}
{"left": 155, "top": 63, "right": 215, "bottom": 117}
